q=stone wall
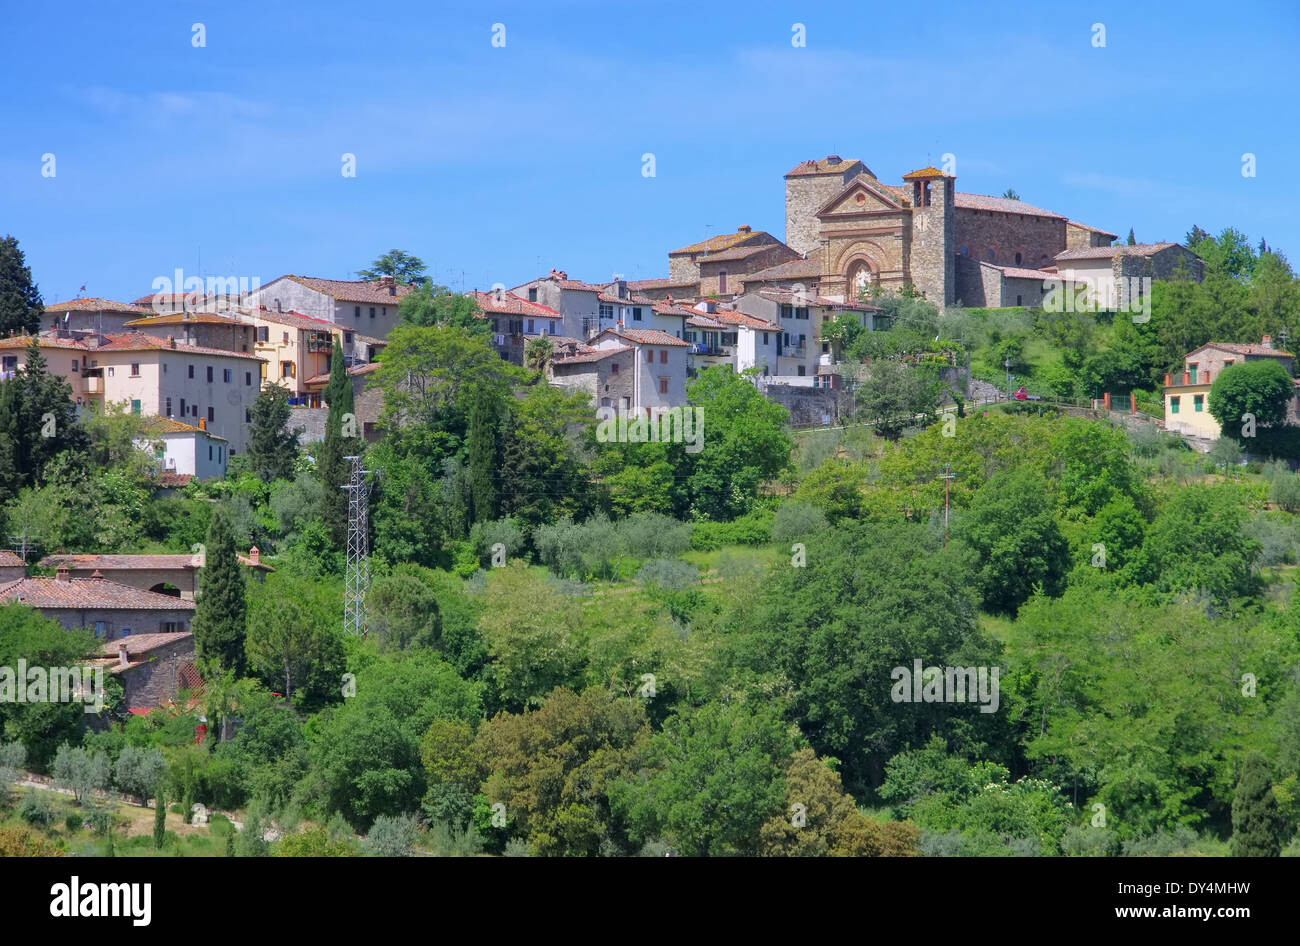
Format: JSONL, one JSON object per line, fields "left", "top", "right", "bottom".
{"left": 42, "top": 608, "right": 192, "bottom": 638}
{"left": 286, "top": 374, "right": 384, "bottom": 442}
{"left": 954, "top": 208, "right": 1065, "bottom": 272}
{"left": 784, "top": 161, "right": 864, "bottom": 256}
{"left": 117, "top": 639, "right": 197, "bottom": 708}
{"left": 908, "top": 177, "right": 956, "bottom": 304}
{"left": 762, "top": 383, "right": 840, "bottom": 427}
{"left": 955, "top": 255, "right": 999, "bottom": 307}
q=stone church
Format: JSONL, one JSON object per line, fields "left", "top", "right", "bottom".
{"left": 632, "top": 155, "right": 1122, "bottom": 309}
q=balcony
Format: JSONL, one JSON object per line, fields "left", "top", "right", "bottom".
{"left": 691, "top": 343, "right": 730, "bottom": 357}
{"left": 80, "top": 369, "right": 104, "bottom": 396}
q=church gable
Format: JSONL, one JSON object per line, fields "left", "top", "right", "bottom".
{"left": 816, "top": 175, "right": 906, "bottom": 219}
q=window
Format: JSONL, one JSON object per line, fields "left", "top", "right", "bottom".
{"left": 129, "top": 362, "right": 140, "bottom": 377}
{"left": 256, "top": 326, "right": 268, "bottom": 342}
{"left": 780, "top": 304, "right": 793, "bottom": 321}
{"left": 107, "top": 366, "right": 115, "bottom": 377}
{"left": 611, "top": 362, "right": 620, "bottom": 375}
{"left": 718, "top": 270, "right": 728, "bottom": 293}
{"left": 223, "top": 368, "right": 232, "bottom": 383}
{"left": 646, "top": 349, "right": 654, "bottom": 363}
{"left": 797, "top": 366, "right": 806, "bottom": 377}
{"left": 1188, "top": 363, "right": 1198, "bottom": 383}
{"left": 659, "top": 349, "right": 667, "bottom": 364}
{"left": 71, "top": 360, "right": 78, "bottom": 372}
{"left": 282, "top": 332, "right": 289, "bottom": 344}
{"left": 369, "top": 307, "right": 376, "bottom": 319}
{"left": 180, "top": 398, "right": 186, "bottom": 416}
{"left": 245, "top": 371, "right": 252, "bottom": 386}
{"left": 281, "top": 361, "right": 294, "bottom": 378}
{"left": 1171, "top": 396, "right": 1180, "bottom": 414}
{"left": 165, "top": 397, "right": 172, "bottom": 416}
{"left": 528, "top": 288, "right": 537, "bottom": 302}
{"left": 987, "top": 249, "right": 996, "bottom": 261}
{"left": 354, "top": 306, "right": 361, "bottom": 319}
{"left": 1016, "top": 295, "right": 1023, "bottom": 306}
{"left": 659, "top": 377, "right": 669, "bottom": 394}
{"left": 245, "top": 408, "right": 251, "bottom": 423}
{"left": 260, "top": 361, "right": 267, "bottom": 380}
{"left": 93, "top": 621, "right": 106, "bottom": 638}
{"left": 162, "top": 363, "right": 167, "bottom": 373}
{"left": 209, "top": 445, "right": 213, "bottom": 461}
{"left": 344, "top": 332, "right": 353, "bottom": 344}
{"left": 1193, "top": 394, "right": 1204, "bottom": 412}
{"left": 763, "top": 332, "right": 769, "bottom": 344}
{"left": 632, "top": 307, "right": 643, "bottom": 322}
{"left": 527, "top": 319, "right": 535, "bottom": 334}
{"left": 1015, "top": 252, "right": 1022, "bottom": 265}
{"left": 130, "top": 399, "right": 141, "bottom": 414}
{"left": 207, "top": 406, "right": 214, "bottom": 422}
{"left": 599, "top": 303, "right": 613, "bottom": 320}
{"left": 188, "top": 364, "right": 194, "bottom": 378}
{"left": 191, "top": 405, "right": 198, "bottom": 417}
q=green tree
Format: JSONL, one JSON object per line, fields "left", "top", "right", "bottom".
{"left": 51, "top": 744, "right": 109, "bottom": 805}
{"left": 365, "top": 573, "right": 441, "bottom": 652}
{"left": 466, "top": 382, "right": 502, "bottom": 524}
{"left": 113, "top": 746, "right": 166, "bottom": 806}
{"left": 398, "top": 283, "right": 485, "bottom": 331}
{"left": 1126, "top": 228, "right": 1136, "bottom": 245}
{"left": 357, "top": 249, "right": 427, "bottom": 285}
{"left": 1229, "top": 753, "right": 1283, "bottom": 856}
{"left": 952, "top": 468, "right": 1069, "bottom": 615}
{"left": 1208, "top": 360, "right": 1294, "bottom": 433}
{"left": 477, "top": 562, "right": 582, "bottom": 708}
{"left": 191, "top": 506, "right": 248, "bottom": 674}
{"left": 0, "top": 605, "right": 95, "bottom": 768}
{"left": 0, "top": 235, "right": 42, "bottom": 337}
{"left": 153, "top": 786, "right": 167, "bottom": 849}
{"left": 246, "top": 382, "right": 300, "bottom": 481}
{"left": 523, "top": 336, "right": 553, "bottom": 374}
{"left": 855, "top": 361, "right": 941, "bottom": 441}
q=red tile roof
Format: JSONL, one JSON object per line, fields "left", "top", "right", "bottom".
{"left": 710, "top": 311, "right": 782, "bottom": 331}
{"left": 0, "top": 576, "right": 197, "bottom": 610}
{"left": 1200, "top": 342, "right": 1295, "bottom": 358}
{"left": 93, "top": 332, "right": 264, "bottom": 361}
{"left": 511, "top": 272, "right": 604, "bottom": 293}
{"left": 597, "top": 292, "right": 658, "bottom": 307}
{"left": 277, "top": 275, "right": 414, "bottom": 305}
{"left": 1067, "top": 221, "right": 1119, "bottom": 238}
{"left": 755, "top": 287, "right": 880, "bottom": 311}
{"left": 785, "top": 156, "right": 865, "bottom": 177}
{"left": 468, "top": 290, "right": 561, "bottom": 318}
{"left": 246, "top": 307, "right": 339, "bottom": 332}
{"left": 0, "top": 551, "right": 23, "bottom": 568}
{"left": 902, "top": 166, "right": 949, "bottom": 180}
{"left": 990, "top": 265, "right": 1059, "bottom": 281}
{"left": 669, "top": 228, "right": 768, "bottom": 257}
{"left": 44, "top": 298, "right": 154, "bottom": 315}
{"left": 552, "top": 344, "right": 633, "bottom": 365}
{"left": 142, "top": 417, "right": 228, "bottom": 441}
{"left": 955, "top": 193, "right": 1063, "bottom": 219}
{"left": 41, "top": 551, "right": 273, "bottom": 571}
{"left": 96, "top": 631, "right": 194, "bottom": 658}
{"left": 154, "top": 472, "right": 194, "bottom": 488}
{"left": 626, "top": 277, "right": 698, "bottom": 291}
{"left": 124, "top": 312, "right": 249, "bottom": 327}
{"left": 597, "top": 328, "right": 691, "bottom": 347}
{"left": 304, "top": 361, "right": 382, "bottom": 386}
{"left": 1055, "top": 243, "right": 1178, "bottom": 261}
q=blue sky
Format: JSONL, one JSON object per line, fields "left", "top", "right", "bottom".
{"left": 1, "top": 0, "right": 1296, "bottom": 304}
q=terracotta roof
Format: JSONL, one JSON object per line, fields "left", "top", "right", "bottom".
{"left": 0, "top": 334, "right": 89, "bottom": 352}
{"left": 0, "top": 576, "right": 197, "bottom": 610}
{"left": 597, "top": 328, "right": 690, "bottom": 347}
{"left": 246, "top": 307, "right": 339, "bottom": 332}
{"left": 652, "top": 301, "right": 697, "bottom": 317}
{"left": 1067, "top": 221, "right": 1119, "bottom": 238}
{"left": 626, "top": 277, "right": 698, "bottom": 291}
{"left": 755, "top": 287, "right": 879, "bottom": 311}
{"left": 0, "top": 551, "right": 23, "bottom": 568}
{"left": 44, "top": 298, "right": 153, "bottom": 315}
{"left": 1055, "top": 243, "right": 1178, "bottom": 261}
{"left": 744, "top": 258, "right": 823, "bottom": 281}
{"left": 275, "top": 275, "right": 414, "bottom": 305}
{"left": 142, "top": 417, "right": 228, "bottom": 440}
{"left": 597, "top": 292, "right": 658, "bottom": 307}
{"left": 955, "top": 193, "right": 1063, "bottom": 219}
{"left": 93, "top": 332, "right": 264, "bottom": 361}
{"left": 694, "top": 243, "right": 777, "bottom": 263}
{"left": 468, "top": 290, "right": 562, "bottom": 318}
{"left": 686, "top": 314, "right": 728, "bottom": 330}
{"left": 992, "top": 265, "right": 1059, "bottom": 281}
{"left": 40, "top": 552, "right": 272, "bottom": 571}
{"left": 669, "top": 228, "right": 768, "bottom": 257}
{"left": 124, "top": 312, "right": 248, "bottom": 327}
{"left": 710, "top": 311, "right": 782, "bottom": 331}
{"left": 96, "top": 632, "right": 193, "bottom": 658}
{"left": 785, "top": 156, "right": 865, "bottom": 177}
{"left": 154, "top": 473, "right": 194, "bottom": 488}
{"left": 304, "top": 361, "right": 382, "bottom": 386}
{"left": 552, "top": 344, "right": 633, "bottom": 365}
{"left": 1199, "top": 342, "right": 1295, "bottom": 358}
{"left": 902, "top": 166, "right": 949, "bottom": 180}
{"left": 511, "top": 272, "right": 604, "bottom": 293}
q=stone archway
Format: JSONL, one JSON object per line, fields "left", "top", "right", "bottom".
{"left": 845, "top": 259, "right": 875, "bottom": 302}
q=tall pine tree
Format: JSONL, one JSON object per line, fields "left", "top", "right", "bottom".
{"left": 191, "top": 506, "right": 247, "bottom": 675}
{"left": 1230, "top": 753, "right": 1283, "bottom": 856}
{"left": 0, "top": 235, "right": 43, "bottom": 338}
{"left": 246, "top": 381, "right": 300, "bottom": 481}
{"left": 466, "top": 382, "right": 501, "bottom": 524}
{"left": 318, "top": 338, "right": 358, "bottom": 544}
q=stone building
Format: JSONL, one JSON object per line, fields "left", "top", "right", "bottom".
{"left": 1054, "top": 243, "right": 1207, "bottom": 311}
{"left": 38, "top": 551, "right": 274, "bottom": 601}
{"left": 89, "top": 632, "right": 200, "bottom": 710}
{"left": 0, "top": 566, "right": 195, "bottom": 638}
{"left": 250, "top": 275, "right": 413, "bottom": 340}
{"left": 0, "top": 551, "right": 23, "bottom": 583}
{"left": 546, "top": 338, "right": 637, "bottom": 411}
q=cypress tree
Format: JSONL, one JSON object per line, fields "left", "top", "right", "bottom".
{"left": 0, "top": 235, "right": 43, "bottom": 337}
{"left": 1230, "top": 753, "right": 1283, "bottom": 857}
{"left": 153, "top": 786, "right": 167, "bottom": 849}
{"left": 247, "top": 382, "right": 299, "bottom": 481}
{"left": 466, "top": 383, "right": 500, "bottom": 524}
{"left": 191, "top": 506, "right": 247, "bottom": 675}
{"left": 319, "top": 338, "right": 357, "bottom": 544}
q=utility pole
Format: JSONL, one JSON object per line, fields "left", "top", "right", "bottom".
{"left": 7, "top": 528, "right": 39, "bottom": 564}
{"left": 939, "top": 464, "right": 956, "bottom": 547}
{"left": 1004, "top": 358, "right": 1012, "bottom": 400}
{"left": 342, "top": 455, "right": 374, "bottom": 636}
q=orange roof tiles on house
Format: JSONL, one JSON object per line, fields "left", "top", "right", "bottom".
{"left": 785, "top": 156, "right": 867, "bottom": 177}
{"left": 154, "top": 472, "right": 194, "bottom": 489}
{"left": 304, "top": 361, "right": 382, "bottom": 386}
{"left": 1193, "top": 341, "right": 1296, "bottom": 359}
{"left": 709, "top": 311, "right": 782, "bottom": 331}
{"left": 1067, "top": 221, "right": 1119, "bottom": 239}
{"left": 686, "top": 314, "right": 729, "bottom": 330}
{"left": 755, "top": 287, "right": 880, "bottom": 311}
{"left": 40, "top": 552, "right": 273, "bottom": 572}
{"left": 142, "top": 417, "right": 228, "bottom": 440}
{"left": 552, "top": 344, "right": 633, "bottom": 365}
{"left": 0, "top": 576, "right": 197, "bottom": 611}
{"left": 995, "top": 265, "right": 1060, "bottom": 281}
{"left": 468, "top": 290, "right": 562, "bottom": 318}
{"left": 596, "top": 292, "right": 658, "bottom": 307}
{"left": 279, "top": 275, "right": 415, "bottom": 305}
{"left": 625, "top": 277, "right": 699, "bottom": 291}
{"left": 955, "top": 193, "right": 1062, "bottom": 219}
{"left": 0, "top": 334, "right": 90, "bottom": 352}
{"left": 902, "top": 166, "right": 950, "bottom": 180}
{"left": 1054, "top": 243, "right": 1177, "bottom": 261}
{"left": 94, "top": 332, "right": 264, "bottom": 361}
{"left": 124, "top": 312, "right": 249, "bottom": 328}
{"left": 669, "top": 227, "right": 768, "bottom": 257}
{"left": 0, "top": 551, "right": 23, "bottom": 568}
{"left": 247, "top": 307, "right": 339, "bottom": 332}
{"left": 652, "top": 301, "right": 698, "bottom": 317}
{"left": 598, "top": 328, "right": 691, "bottom": 347}
{"left": 44, "top": 298, "right": 154, "bottom": 315}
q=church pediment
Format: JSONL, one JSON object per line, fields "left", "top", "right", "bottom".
{"left": 816, "top": 175, "right": 907, "bottom": 218}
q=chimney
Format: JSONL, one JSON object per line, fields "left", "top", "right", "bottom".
{"left": 118, "top": 642, "right": 129, "bottom": 668}
{"left": 737, "top": 225, "right": 752, "bottom": 234}
{"left": 1183, "top": 371, "right": 1191, "bottom": 385}
{"left": 55, "top": 564, "right": 70, "bottom": 582}
{"left": 1263, "top": 334, "right": 1273, "bottom": 349}
{"left": 90, "top": 568, "right": 103, "bottom": 579}
{"left": 1164, "top": 373, "right": 1171, "bottom": 387}
{"left": 826, "top": 155, "right": 841, "bottom": 164}
{"left": 199, "top": 417, "right": 207, "bottom": 431}
{"left": 167, "top": 335, "right": 176, "bottom": 348}
{"left": 248, "top": 546, "right": 260, "bottom": 566}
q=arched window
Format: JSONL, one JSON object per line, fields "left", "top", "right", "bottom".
{"left": 846, "top": 261, "right": 874, "bottom": 299}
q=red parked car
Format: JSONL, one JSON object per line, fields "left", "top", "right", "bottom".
{"left": 1013, "top": 386, "right": 1029, "bottom": 400}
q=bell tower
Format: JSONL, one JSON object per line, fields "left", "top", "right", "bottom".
{"left": 902, "top": 166, "right": 955, "bottom": 305}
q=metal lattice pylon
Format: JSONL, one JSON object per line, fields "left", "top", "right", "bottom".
{"left": 343, "top": 455, "right": 373, "bottom": 636}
